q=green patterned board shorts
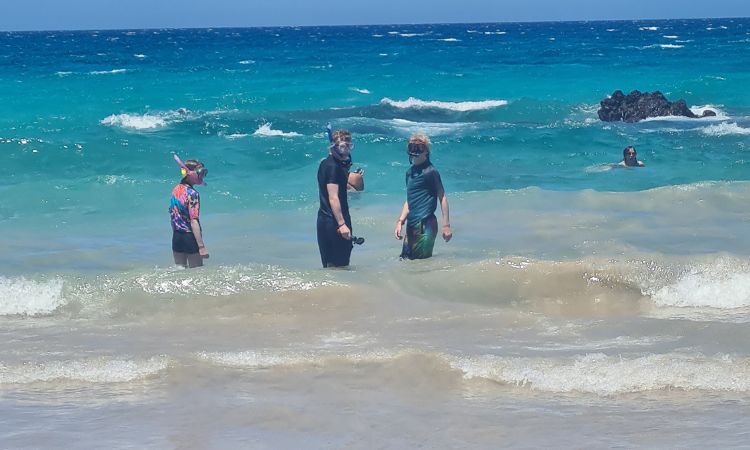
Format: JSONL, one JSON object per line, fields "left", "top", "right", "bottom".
{"left": 400, "top": 214, "right": 438, "bottom": 260}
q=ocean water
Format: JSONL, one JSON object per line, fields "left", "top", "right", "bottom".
{"left": 2, "top": 19, "right": 750, "bottom": 448}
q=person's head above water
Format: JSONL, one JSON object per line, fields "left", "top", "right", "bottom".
{"left": 407, "top": 133, "right": 431, "bottom": 164}
{"left": 620, "top": 145, "right": 644, "bottom": 168}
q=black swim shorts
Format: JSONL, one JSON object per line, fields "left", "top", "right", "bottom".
{"left": 172, "top": 230, "right": 199, "bottom": 254}
{"left": 316, "top": 211, "right": 353, "bottom": 267}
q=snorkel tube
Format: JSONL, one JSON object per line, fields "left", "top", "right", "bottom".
{"left": 173, "top": 153, "right": 189, "bottom": 178}
{"left": 173, "top": 153, "right": 206, "bottom": 185}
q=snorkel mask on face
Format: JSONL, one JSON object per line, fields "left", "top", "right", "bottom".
{"left": 173, "top": 153, "right": 207, "bottom": 185}
{"left": 326, "top": 123, "right": 353, "bottom": 169}
{"left": 407, "top": 142, "right": 428, "bottom": 164}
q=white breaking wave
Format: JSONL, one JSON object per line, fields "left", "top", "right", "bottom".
{"left": 663, "top": 35, "right": 679, "bottom": 39}
{"left": 100, "top": 113, "right": 168, "bottom": 130}
{"left": 387, "top": 118, "right": 475, "bottom": 136}
{"left": 196, "top": 348, "right": 750, "bottom": 395}
{"left": 639, "top": 26, "right": 659, "bottom": 31}
{"left": 380, "top": 97, "right": 508, "bottom": 112}
{"left": 691, "top": 104, "right": 729, "bottom": 119}
{"left": 0, "top": 277, "right": 66, "bottom": 316}
{"left": 100, "top": 108, "right": 195, "bottom": 131}
{"left": 196, "top": 349, "right": 404, "bottom": 369}
{"left": 89, "top": 69, "right": 128, "bottom": 75}
{"left": 438, "top": 38, "right": 460, "bottom": 42}
{"left": 650, "top": 260, "right": 750, "bottom": 308}
{"left": 639, "top": 105, "right": 730, "bottom": 123}
{"left": 699, "top": 122, "right": 750, "bottom": 136}
{"left": 350, "top": 87, "right": 371, "bottom": 94}
{"left": 238, "top": 60, "right": 255, "bottom": 65}
{"left": 0, "top": 356, "right": 170, "bottom": 384}
{"left": 133, "top": 54, "right": 146, "bottom": 58}
{"left": 451, "top": 352, "right": 750, "bottom": 394}
{"left": 252, "top": 123, "right": 301, "bottom": 137}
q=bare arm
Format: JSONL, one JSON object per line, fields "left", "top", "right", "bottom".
{"left": 437, "top": 187, "right": 452, "bottom": 242}
{"left": 327, "top": 183, "right": 351, "bottom": 240}
{"left": 190, "top": 219, "right": 209, "bottom": 258}
{"left": 394, "top": 201, "right": 409, "bottom": 239}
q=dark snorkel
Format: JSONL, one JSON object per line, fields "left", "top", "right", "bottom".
{"left": 407, "top": 142, "right": 429, "bottom": 165}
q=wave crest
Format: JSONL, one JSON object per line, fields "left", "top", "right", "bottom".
{"left": 0, "top": 277, "right": 66, "bottom": 316}
{"left": 453, "top": 352, "right": 750, "bottom": 394}
{"left": 195, "top": 348, "right": 750, "bottom": 395}
{"left": 380, "top": 97, "right": 508, "bottom": 112}
{"left": 0, "top": 356, "right": 170, "bottom": 384}
{"left": 253, "top": 123, "right": 302, "bottom": 137}
{"left": 700, "top": 122, "right": 750, "bottom": 136}
{"left": 100, "top": 113, "right": 168, "bottom": 130}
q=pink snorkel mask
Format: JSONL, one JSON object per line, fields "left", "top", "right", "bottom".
{"left": 173, "top": 153, "right": 207, "bottom": 185}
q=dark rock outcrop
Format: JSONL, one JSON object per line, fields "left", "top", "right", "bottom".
{"left": 598, "top": 90, "right": 716, "bottom": 123}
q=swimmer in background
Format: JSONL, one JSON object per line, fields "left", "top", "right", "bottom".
{"left": 170, "top": 155, "right": 209, "bottom": 268}
{"left": 617, "top": 146, "right": 645, "bottom": 167}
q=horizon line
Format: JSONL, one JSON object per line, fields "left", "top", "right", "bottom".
{"left": 1, "top": 15, "right": 748, "bottom": 33}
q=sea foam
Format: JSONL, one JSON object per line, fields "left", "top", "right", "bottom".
{"left": 252, "top": 123, "right": 302, "bottom": 137}
{"left": 452, "top": 352, "right": 750, "bottom": 394}
{"left": 380, "top": 97, "right": 508, "bottom": 112}
{"left": 0, "top": 356, "right": 170, "bottom": 384}
{"left": 100, "top": 113, "right": 168, "bottom": 130}
{"left": 650, "top": 260, "right": 750, "bottom": 309}
{"left": 0, "top": 277, "right": 66, "bottom": 316}
{"left": 699, "top": 122, "right": 750, "bottom": 136}
{"left": 196, "top": 348, "right": 750, "bottom": 395}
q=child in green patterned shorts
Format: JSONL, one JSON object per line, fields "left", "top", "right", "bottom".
{"left": 394, "top": 134, "right": 452, "bottom": 259}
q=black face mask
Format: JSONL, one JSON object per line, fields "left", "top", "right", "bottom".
{"left": 338, "top": 155, "right": 353, "bottom": 169}
{"left": 407, "top": 142, "right": 428, "bottom": 164}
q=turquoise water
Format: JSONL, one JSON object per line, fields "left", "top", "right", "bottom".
{"left": 2, "top": 20, "right": 749, "bottom": 235}
{"left": 2, "top": 19, "right": 750, "bottom": 448}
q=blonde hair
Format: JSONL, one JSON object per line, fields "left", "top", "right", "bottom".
{"left": 407, "top": 133, "right": 431, "bottom": 156}
{"left": 332, "top": 129, "right": 352, "bottom": 146}
{"left": 408, "top": 133, "right": 431, "bottom": 149}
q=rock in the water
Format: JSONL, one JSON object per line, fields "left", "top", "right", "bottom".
{"left": 597, "top": 90, "right": 715, "bottom": 122}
